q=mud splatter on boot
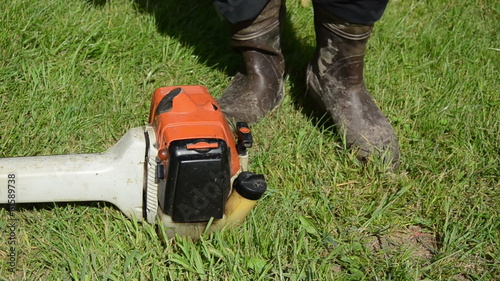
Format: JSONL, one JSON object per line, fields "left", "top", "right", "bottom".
{"left": 217, "top": 0, "right": 285, "bottom": 124}
{"left": 306, "top": 5, "right": 400, "bottom": 169}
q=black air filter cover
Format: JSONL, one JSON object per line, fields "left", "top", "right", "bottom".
{"left": 158, "top": 139, "right": 230, "bottom": 223}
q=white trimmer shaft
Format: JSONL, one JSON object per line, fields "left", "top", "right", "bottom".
{"left": 0, "top": 127, "right": 148, "bottom": 221}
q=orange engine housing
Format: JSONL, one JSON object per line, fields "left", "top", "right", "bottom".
{"left": 149, "top": 86, "right": 240, "bottom": 223}
{"left": 149, "top": 85, "right": 240, "bottom": 175}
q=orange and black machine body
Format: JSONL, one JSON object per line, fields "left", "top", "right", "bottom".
{"left": 148, "top": 86, "right": 265, "bottom": 230}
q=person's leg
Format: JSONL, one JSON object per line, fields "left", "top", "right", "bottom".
{"left": 215, "top": 0, "right": 286, "bottom": 123}
{"left": 307, "top": 0, "right": 400, "bottom": 169}
{"left": 213, "top": 0, "right": 270, "bottom": 24}
{"left": 312, "top": 0, "right": 388, "bottom": 24}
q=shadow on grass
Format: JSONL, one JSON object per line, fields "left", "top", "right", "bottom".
{"left": 86, "top": 0, "right": 241, "bottom": 75}
{"left": 84, "top": 0, "right": 336, "bottom": 131}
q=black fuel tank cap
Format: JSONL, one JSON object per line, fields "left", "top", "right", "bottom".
{"left": 233, "top": 172, "right": 267, "bottom": 200}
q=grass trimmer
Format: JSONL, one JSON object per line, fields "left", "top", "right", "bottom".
{"left": 0, "top": 86, "right": 267, "bottom": 238}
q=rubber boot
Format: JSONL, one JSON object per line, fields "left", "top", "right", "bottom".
{"left": 306, "top": 5, "right": 400, "bottom": 169}
{"left": 217, "top": 0, "right": 285, "bottom": 124}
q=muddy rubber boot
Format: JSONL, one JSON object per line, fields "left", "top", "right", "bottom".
{"left": 217, "top": 0, "right": 285, "bottom": 124}
{"left": 306, "top": 5, "right": 400, "bottom": 169}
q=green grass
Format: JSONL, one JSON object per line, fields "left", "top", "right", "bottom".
{"left": 0, "top": 0, "right": 498, "bottom": 279}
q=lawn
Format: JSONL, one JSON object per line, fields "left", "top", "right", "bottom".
{"left": 0, "top": 0, "right": 498, "bottom": 280}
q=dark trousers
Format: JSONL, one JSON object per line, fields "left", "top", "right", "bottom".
{"left": 214, "top": 0, "right": 389, "bottom": 25}
{"left": 313, "top": 0, "right": 389, "bottom": 24}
